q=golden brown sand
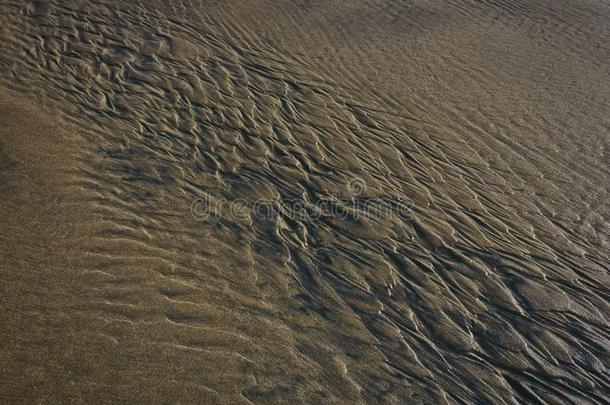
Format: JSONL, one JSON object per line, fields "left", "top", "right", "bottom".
{"left": 1, "top": 0, "right": 609, "bottom": 403}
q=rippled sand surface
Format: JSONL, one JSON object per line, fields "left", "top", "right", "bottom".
{"left": 1, "top": 1, "right": 609, "bottom": 403}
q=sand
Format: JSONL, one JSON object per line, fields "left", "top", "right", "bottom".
{"left": 0, "top": 0, "right": 609, "bottom": 403}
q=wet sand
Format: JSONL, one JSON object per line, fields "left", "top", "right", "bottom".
{"left": 1, "top": 1, "right": 609, "bottom": 403}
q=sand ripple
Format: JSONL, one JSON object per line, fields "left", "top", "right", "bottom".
{"left": 0, "top": 0, "right": 609, "bottom": 403}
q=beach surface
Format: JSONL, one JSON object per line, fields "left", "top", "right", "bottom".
{"left": 1, "top": 1, "right": 609, "bottom": 403}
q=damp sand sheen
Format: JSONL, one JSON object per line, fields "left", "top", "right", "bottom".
{"left": 1, "top": 1, "right": 609, "bottom": 403}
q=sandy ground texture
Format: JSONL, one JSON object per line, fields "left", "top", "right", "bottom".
{"left": 0, "top": 0, "right": 609, "bottom": 403}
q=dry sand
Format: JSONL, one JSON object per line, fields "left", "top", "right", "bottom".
{"left": 1, "top": 0, "right": 609, "bottom": 403}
